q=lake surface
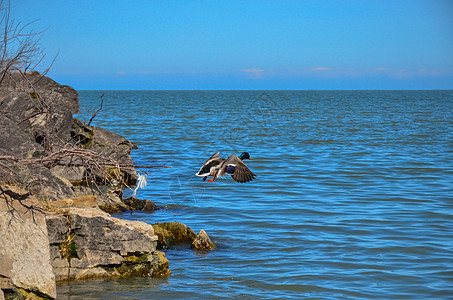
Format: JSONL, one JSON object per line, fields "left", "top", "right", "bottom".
{"left": 58, "top": 90, "right": 453, "bottom": 299}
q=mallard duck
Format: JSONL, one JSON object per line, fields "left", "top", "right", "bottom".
{"left": 196, "top": 152, "right": 256, "bottom": 183}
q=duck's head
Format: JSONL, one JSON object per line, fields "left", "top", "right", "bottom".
{"left": 239, "top": 152, "right": 253, "bottom": 160}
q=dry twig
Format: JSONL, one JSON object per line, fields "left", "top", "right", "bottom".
{"left": 87, "top": 93, "right": 104, "bottom": 126}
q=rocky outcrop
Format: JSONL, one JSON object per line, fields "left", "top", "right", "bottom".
{"left": 0, "top": 71, "right": 79, "bottom": 115}
{"left": 46, "top": 199, "right": 170, "bottom": 282}
{"left": 0, "top": 72, "right": 215, "bottom": 299}
{"left": 0, "top": 187, "right": 171, "bottom": 299}
{"left": 0, "top": 71, "right": 137, "bottom": 204}
{"left": 1, "top": 72, "right": 171, "bottom": 299}
{"left": 0, "top": 185, "right": 56, "bottom": 299}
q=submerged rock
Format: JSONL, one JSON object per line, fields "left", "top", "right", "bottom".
{"left": 152, "top": 222, "right": 197, "bottom": 249}
{"left": 191, "top": 229, "right": 216, "bottom": 251}
{"left": 152, "top": 222, "right": 215, "bottom": 251}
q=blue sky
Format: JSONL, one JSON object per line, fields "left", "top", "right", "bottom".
{"left": 10, "top": 0, "right": 453, "bottom": 90}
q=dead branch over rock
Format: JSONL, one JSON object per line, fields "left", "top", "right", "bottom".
{"left": 0, "top": 70, "right": 169, "bottom": 205}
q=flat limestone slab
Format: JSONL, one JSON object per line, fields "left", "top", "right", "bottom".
{"left": 46, "top": 205, "right": 168, "bottom": 282}
{"left": 0, "top": 185, "right": 56, "bottom": 299}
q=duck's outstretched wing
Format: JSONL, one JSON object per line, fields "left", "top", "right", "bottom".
{"left": 222, "top": 154, "right": 256, "bottom": 183}
{"left": 196, "top": 152, "right": 222, "bottom": 176}
{"left": 206, "top": 152, "right": 220, "bottom": 161}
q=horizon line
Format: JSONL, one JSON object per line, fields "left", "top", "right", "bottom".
{"left": 75, "top": 88, "right": 453, "bottom": 92}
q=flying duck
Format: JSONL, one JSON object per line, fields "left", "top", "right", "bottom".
{"left": 195, "top": 152, "right": 256, "bottom": 183}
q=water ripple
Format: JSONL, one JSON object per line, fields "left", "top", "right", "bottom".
{"left": 59, "top": 90, "right": 453, "bottom": 299}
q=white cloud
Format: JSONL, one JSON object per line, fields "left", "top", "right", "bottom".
{"left": 243, "top": 68, "right": 264, "bottom": 73}
{"left": 242, "top": 68, "right": 265, "bottom": 79}
{"left": 312, "top": 67, "right": 332, "bottom": 71}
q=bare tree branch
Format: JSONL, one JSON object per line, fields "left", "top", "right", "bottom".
{"left": 87, "top": 93, "right": 104, "bottom": 126}
{"left": 0, "top": 0, "right": 49, "bottom": 85}
{"left": 134, "top": 164, "right": 172, "bottom": 169}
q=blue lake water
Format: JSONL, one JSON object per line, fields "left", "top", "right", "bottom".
{"left": 58, "top": 90, "right": 453, "bottom": 299}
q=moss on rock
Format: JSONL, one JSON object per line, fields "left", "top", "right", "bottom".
{"left": 151, "top": 251, "right": 171, "bottom": 277}
{"left": 152, "top": 222, "right": 197, "bottom": 249}
{"left": 124, "top": 253, "right": 148, "bottom": 264}
{"left": 98, "top": 251, "right": 170, "bottom": 278}
{"left": 2, "top": 286, "right": 54, "bottom": 300}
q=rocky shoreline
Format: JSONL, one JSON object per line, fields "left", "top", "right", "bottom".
{"left": 0, "top": 72, "right": 214, "bottom": 299}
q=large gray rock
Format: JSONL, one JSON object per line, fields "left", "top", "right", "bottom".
{"left": 0, "top": 71, "right": 79, "bottom": 202}
{"left": 9, "top": 163, "right": 76, "bottom": 202}
{"left": 0, "top": 116, "right": 44, "bottom": 158}
{"left": 0, "top": 71, "right": 79, "bottom": 146}
{"left": 46, "top": 205, "right": 170, "bottom": 281}
{"left": 0, "top": 71, "right": 79, "bottom": 115}
{"left": 0, "top": 114, "right": 77, "bottom": 202}
{"left": 0, "top": 185, "right": 57, "bottom": 299}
